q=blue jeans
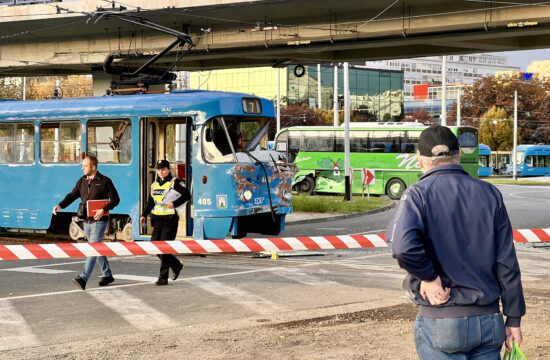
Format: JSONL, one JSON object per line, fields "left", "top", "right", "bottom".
{"left": 80, "top": 221, "right": 111, "bottom": 282}
{"left": 414, "top": 313, "right": 506, "bottom": 360}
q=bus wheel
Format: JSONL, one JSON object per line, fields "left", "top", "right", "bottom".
{"left": 297, "top": 176, "right": 315, "bottom": 195}
{"left": 386, "top": 178, "right": 406, "bottom": 200}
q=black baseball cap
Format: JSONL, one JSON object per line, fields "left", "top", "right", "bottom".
{"left": 418, "top": 126, "right": 460, "bottom": 157}
{"left": 156, "top": 159, "right": 170, "bottom": 169}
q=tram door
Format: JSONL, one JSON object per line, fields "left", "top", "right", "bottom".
{"left": 141, "top": 117, "right": 193, "bottom": 238}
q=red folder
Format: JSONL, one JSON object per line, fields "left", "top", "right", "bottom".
{"left": 87, "top": 200, "right": 109, "bottom": 217}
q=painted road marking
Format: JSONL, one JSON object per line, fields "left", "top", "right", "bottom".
{"left": 0, "top": 267, "right": 278, "bottom": 301}
{"left": 0, "top": 300, "right": 41, "bottom": 351}
{"left": 3, "top": 266, "right": 73, "bottom": 275}
{"left": 87, "top": 289, "right": 177, "bottom": 331}
{"left": 187, "top": 278, "right": 283, "bottom": 315}
{"left": 113, "top": 274, "right": 158, "bottom": 282}
{"left": 274, "top": 268, "right": 338, "bottom": 286}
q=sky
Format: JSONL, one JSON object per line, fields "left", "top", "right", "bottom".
{"left": 490, "top": 49, "right": 550, "bottom": 71}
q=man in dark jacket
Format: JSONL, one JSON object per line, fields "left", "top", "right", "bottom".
{"left": 53, "top": 156, "right": 120, "bottom": 290}
{"left": 387, "top": 126, "right": 525, "bottom": 359}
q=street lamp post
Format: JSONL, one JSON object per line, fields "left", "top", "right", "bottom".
{"left": 513, "top": 90, "right": 518, "bottom": 181}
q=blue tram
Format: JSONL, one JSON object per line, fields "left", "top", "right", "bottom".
{"left": 478, "top": 144, "right": 493, "bottom": 177}
{"left": 511, "top": 144, "right": 550, "bottom": 176}
{"left": 0, "top": 90, "right": 294, "bottom": 240}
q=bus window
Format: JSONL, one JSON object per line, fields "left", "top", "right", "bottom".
{"left": 288, "top": 135, "right": 300, "bottom": 162}
{"left": 304, "top": 131, "right": 334, "bottom": 152}
{"left": 40, "top": 121, "right": 81, "bottom": 163}
{"left": 0, "top": 123, "right": 35, "bottom": 164}
{"left": 457, "top": 132, "right": 477, "bottom": 148}
{"left": 87, "top": 119, "right": 132, "bottom": 163}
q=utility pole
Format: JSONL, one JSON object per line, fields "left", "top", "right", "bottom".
{"left": 513, "top": 90, "right": 518, "bottom": 181}
{"left": 277, "top": 68, "right": 281, "bottom": 133}
{"left": 344, "top": 62, "right": 351, "bottom": 201}
{"left": 333, "top": 65, "right": 339, "bottom": 126}
{"left": 456, "top": 87, "right": 461, "bottom": 127}
{"left": 441, "top": 56, "right": 447, "bottom": 126}
{"left": 317, "top": 64, "right": 322, "bottom": 109}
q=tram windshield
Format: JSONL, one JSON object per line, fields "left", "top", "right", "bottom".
{"left": 203, "top": 116, "right": 273, "bottom": 163}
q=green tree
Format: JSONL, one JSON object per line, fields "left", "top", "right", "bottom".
{"left": 0, "top": 78, "right": 23, "bottom": 99}
{"left": 478, "top": 106, "right": 519, "bottom": 151}
{"left": 447, "top": 75, "right": 550, "bottom": 143}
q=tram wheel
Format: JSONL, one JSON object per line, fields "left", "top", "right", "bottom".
{"left": 386, "top": 178, "right": 406, "bottom": 200}
{"left": 297, "top": 176, "right": 315, "bottom": 195}
{"left": 121, "top": 223, "right": 133, "bottom": 242}
{"left": 69, "top": 220, "right": 86, "bottom": 242}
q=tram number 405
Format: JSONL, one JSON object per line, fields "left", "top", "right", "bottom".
{"left": 197, "top": 198, "right": 212, "bottom": 205}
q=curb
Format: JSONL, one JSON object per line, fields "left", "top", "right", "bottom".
{"left": 286, "top": 201, "right": 397, "bottom": 226}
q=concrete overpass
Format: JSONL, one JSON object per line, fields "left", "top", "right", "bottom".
{"left": 1, "top": 0, "right": 550, "bottom": 79}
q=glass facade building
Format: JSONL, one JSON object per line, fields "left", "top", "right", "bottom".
{"left": 186, "top": 65, "right": 404, "bottom": 122}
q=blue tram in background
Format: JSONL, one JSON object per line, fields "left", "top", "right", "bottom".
{"left": 478, "top": 144, "right": 493, "bottom": 177}
{"left": 511, "top": 144, "right": 550, "bottom": 176}
{"left": 0, "top": 90, "right": 294, "bottom": 241}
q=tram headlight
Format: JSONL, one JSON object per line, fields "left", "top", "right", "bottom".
{"left": 242, "top": 190, "right": 253, "bottom": 202}
{"left": 282, "top": 189, "right": 292, "bottom": 201}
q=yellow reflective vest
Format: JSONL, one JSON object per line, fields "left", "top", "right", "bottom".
{"left": 151, "top": 178, "right": 176, "bottom": 216}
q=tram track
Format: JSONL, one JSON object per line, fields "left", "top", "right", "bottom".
{"left": 0, "top": 234, "right": 73, "bottom": 245}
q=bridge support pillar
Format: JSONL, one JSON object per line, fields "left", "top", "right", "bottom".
{"left": 92, "top": 72, "right": 119, "bottom": 96}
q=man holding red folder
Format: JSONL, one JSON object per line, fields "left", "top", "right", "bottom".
{"left": 53, "top": 155, "right": 120, "bottom": 290}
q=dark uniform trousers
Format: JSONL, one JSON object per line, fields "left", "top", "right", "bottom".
{"left": 151, "top": 216, "right": 182, "bottom": 280}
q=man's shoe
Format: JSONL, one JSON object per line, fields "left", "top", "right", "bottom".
{"left": 172, "top": 261, "right": 184, "bottom": 281}
{"left": 72, "top": 277, "right": 86, "bottom": 290}
{"left": 155, "top": 278, "right": 168, "bottom": 286}
{"left": 98, "top": 275, "right": 115, "bottom": 287}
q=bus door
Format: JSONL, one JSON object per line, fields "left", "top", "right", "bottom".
{"left": 141, "top": 117, "right": 193, "bottom": 238}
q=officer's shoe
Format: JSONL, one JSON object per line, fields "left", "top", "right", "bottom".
{"left": 172, "top": 261, "right": 184, "bottom": 281}
{"left": 98, "top": 275, "right": 115, "bottom": 287}
{"left": 155, "top": 278, "right": 168, "bottom": 286}
{"left": 72, "top": 277, "right": 86, "bottom": 290}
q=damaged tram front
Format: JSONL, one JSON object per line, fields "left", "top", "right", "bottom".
{"left": 192, "top": 97, "right": 295, "bottom": 239}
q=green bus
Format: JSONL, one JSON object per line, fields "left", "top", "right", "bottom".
{"left": 273, "top": 123, "right": 478, "bottom": 199}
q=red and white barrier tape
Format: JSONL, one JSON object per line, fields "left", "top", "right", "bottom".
{"left": 0, "top": 229, "right": 548, "bottom": 261}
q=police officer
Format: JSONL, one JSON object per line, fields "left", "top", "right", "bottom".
{"left": 140, "top": 160, "right": 190, "bottom": 285}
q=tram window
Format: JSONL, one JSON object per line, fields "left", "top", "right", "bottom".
{"left": 40, "top": 121, "right": 81, "bottom": 163}
{"left": 525, "top": 156, "right": 533, "bottom": 167}
{"left": 165, "top": 123, "right": 186, "bottom": 164}
{"left": 87, "top": 119, "right": 132, "bottom": 164}
{"left": 202, "top": 117, "right": 267, "bottom": 163}
{"left": 148, "top": 122, "right": 156, "bottom": 168}
{"left": 0, "top": 123, "right": 35, "bottom": 164}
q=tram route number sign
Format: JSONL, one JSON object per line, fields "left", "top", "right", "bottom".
{"left": 360, "top": 169, "right": 375, "bottom": 199}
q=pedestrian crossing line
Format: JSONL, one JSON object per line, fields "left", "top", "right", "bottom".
{"left": 86, "top": 289, "right": 178, "bottom": 331}
{"left": 113, "top": 274, "right": 158, "bottom": 282}
{"left": 0, "top": 299, "right": 41, "bottom": 351}
{"left": 361, "top": 271, "right": 406, "bottom": 279}
{"left": 273, "top": 268, "right": 338, "bottom": 286}
{"left": 2, "top": 266, "right": 73, "bottom": 275}
{"left": 186, "top": 278, "right": 284, "bottom": 315}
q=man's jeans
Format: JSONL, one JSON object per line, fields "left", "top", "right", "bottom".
{"left": 80, "top": 221, "right": 111, "bottom": 282}
{"left": 414, "top": 313, "right": 506, "bottom": 359}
